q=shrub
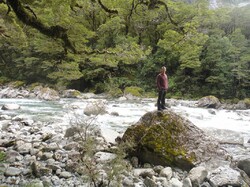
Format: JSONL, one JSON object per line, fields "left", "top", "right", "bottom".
{"left": 0, "top": 151, "right": 6, "bottom": 174}
{"left": 0, "top": 151, "right": 6, "bottom": 163}
{"left": 67, "top": 109, "right": 133, "bottom": 187}
{"left": 94, "top": 82, "right": 106, "bottom": 94}
{"left": 0, "top": 76, "right": 9, "bottom": 85}
{"left": 9, "top": 81, "right": 26, "bottom": 88}
{"left": 27, "top": 83, "right": 43, "bottom": 91}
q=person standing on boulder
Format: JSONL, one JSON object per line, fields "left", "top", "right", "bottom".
{"left": 156, "top": 66, "right": 168, "bottom": 111}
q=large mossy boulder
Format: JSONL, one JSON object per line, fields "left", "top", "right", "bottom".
{"left": 197, "top": 95, "right": 221, "bottom": 108}
{"left": 122, "top": 110, "right": 226, "bottom": 171}
{"left": 33, "top": 86, "right": 60, "bottom": 101}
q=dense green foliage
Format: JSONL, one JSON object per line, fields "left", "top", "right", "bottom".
{"left": 0, "top": 0, "right": 249, "bottom": 99}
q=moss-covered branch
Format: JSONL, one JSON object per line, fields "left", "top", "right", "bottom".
{"left": 97, "top": 0, "right": 118, "bottom": 14}
{"left": 6, "top": 0, "right": 77, "bottom": 53}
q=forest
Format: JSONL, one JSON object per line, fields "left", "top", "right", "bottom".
{"left": 0, "top": 0, "right": 249, "bottom": 99}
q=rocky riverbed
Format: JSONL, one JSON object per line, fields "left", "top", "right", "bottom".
{"left": 0, "top": 86, "right": 250, "bottom": 186}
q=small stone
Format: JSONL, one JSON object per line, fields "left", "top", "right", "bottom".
{"left": 122, "top": 177, "right": 134, "bottom": 187}
{"left": 43, "top": 142, "right": 59, "bottom": 152}
{"left": 208, "top": 109, "right": 216, "bottom": 115}
{"left": 188, "top": 166, "right": 208, "bottom": 186}
{"left": 39, "top": 167, "right": 52, "bottom": 176}
{"left": 47, "top": 164, "right": 61, "bottom": 172}
{"left": 63, "top": 142, "right": 79, "bottom": 151}
{"left": 16, "top": 142, "right": 32, "bottom": 154}
{"left": 153, "top": 165, "right": 164, "bottom": 174}
{"left": 22, "top": 168, "right": 31, "bottom": 175}
{"left": 4, "top": 167, "right": 22, "bottom": 176}
{"left": 183, "top": 177, "right": 192, "bottom": 187}
{"left": 40, "top": 152, "right": 53, "bottom": 161}
{"left": 59, "top": 171, "right": 72, "bottom": 178}
{"left": 110, "top": 112, "right": 119, "bottom": 116}
{"left": 144, "top": 177, "right": 158, "bottom": 187}
{"left": 169, "top": 178, "right": 183, "bottom": 187}
{"left": 133, "top": 168, "right": 155, "bottom": 179}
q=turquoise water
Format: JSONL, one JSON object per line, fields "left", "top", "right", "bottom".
{"left": 0, "top": 98, "right": 68, "bottom": 122}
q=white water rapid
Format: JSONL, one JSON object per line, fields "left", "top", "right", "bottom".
{"left": 1, "top": 97, "right": 250, "bottom": 146}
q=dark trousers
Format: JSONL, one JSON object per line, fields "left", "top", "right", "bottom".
{"left": 157, "top": 90, "right": 166, "bottom": 110}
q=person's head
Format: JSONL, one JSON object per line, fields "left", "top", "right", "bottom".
{"left": 161, "top": 66, "right": 166, "bottom": 73}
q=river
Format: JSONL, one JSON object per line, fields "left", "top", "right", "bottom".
{"left": 1, "top": 97, "right": 250, "bottom": 146}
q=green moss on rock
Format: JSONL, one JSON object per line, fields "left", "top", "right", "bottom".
{"left": 124, "top": 86, "right": 143, "bottom": 97}
{"left": 243, "top": 98, "right": 250, "bottom": 108}
{"left": 108, "top": 87, "right": 123, "bottom": 98}
{"left": 122, "top": 110, "right": 220, "bottom": 171}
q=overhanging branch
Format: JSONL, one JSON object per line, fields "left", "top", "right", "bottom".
{"left": 97, "top": 0, "right": 118, "bottom": 14}
{"left": 6, "top": 0, "right": 77, "bottom": 53}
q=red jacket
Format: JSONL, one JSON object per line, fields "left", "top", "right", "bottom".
{"left": 156, "top": 73, "right": 168, "bottom": 90}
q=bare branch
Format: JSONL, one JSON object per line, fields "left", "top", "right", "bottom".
{"left": 0, "top": 26, "right": 10, "bottom": 38}
{"left": 23, "top": 4, "right": 37, "bottom": 19}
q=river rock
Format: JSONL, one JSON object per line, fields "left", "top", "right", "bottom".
{"left": 34, "top": 87, "right": 60, "bottom": 101}
{"left": 207, "top": 165, "right": 248, "bottom": 186}
{"left": 122, "top": 110, "right": 226, "bottom": 171}
{"left": 144, "top": 177, "right": 158, "bottom": 187}
{"left": 6, "top": 150, "right": 22, "bottom": 163}
{"left": 1, "top": 104, "right": 20, "bottom": 110}
{"left": 183, "top": 177, "right": 192, "bottom": 187}
{"left": 169, "top": 178, "right": 183, "bottom": 187}
{"left": 159, "top": 167, "right": 172, "bottom": 180}
{"left": 94, "top": 152, "right": 116, "bottom": 163}
{"left": 237, "top": 158, "right": 250, "bottom": 176}
{"left": 188, "top": 166, "right": 208, "bottom": 187}
{"left": 133, "top": 168, "right": 155, "bottom": 179}
{"left": 197, "top": 95, "right": 221, "bottom": 108}
{"left": 84, "top": 101, "right": 107, "bottom": 116}
{"left": 4, "top": 167, "right": 22, "bottom": 176}
{"left": 59, "top": 171, "right": 72, "bottom": 178}
{"left": 61, "top": 89, "right": 81, "bottom": 98}
{"left": 16, "top": 142, "right": 32, "bottom": 154}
